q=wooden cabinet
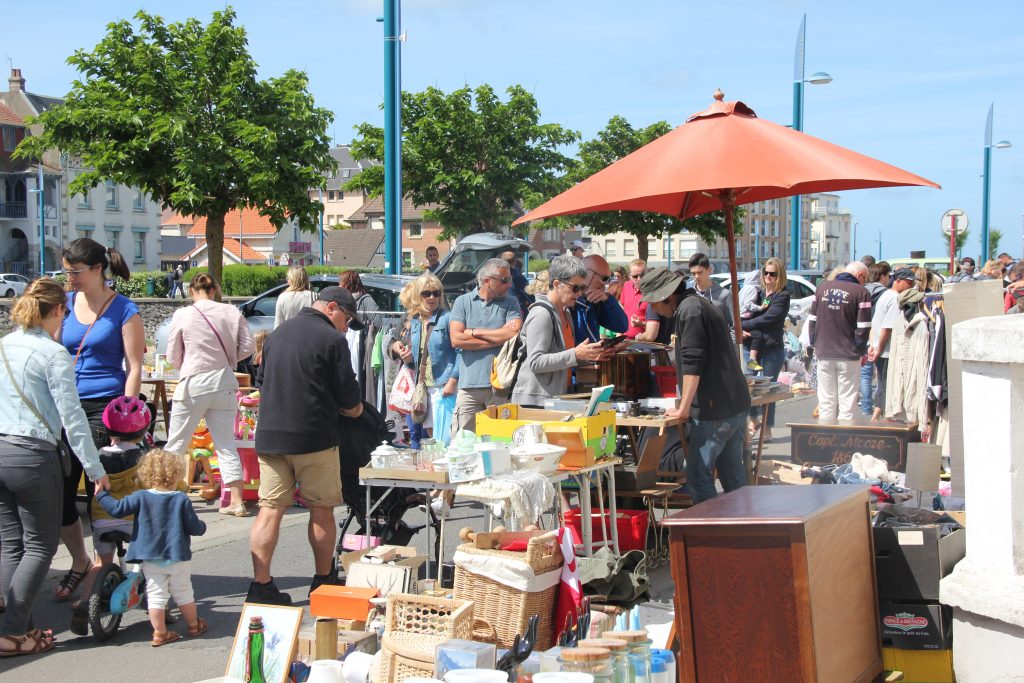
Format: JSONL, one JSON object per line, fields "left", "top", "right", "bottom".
{"left": 662, "top": 485, "right": 882, "bottom": 683}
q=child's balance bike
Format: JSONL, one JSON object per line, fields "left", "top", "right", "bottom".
{"left": 87, "top": 530, "right": 147, "bottom": 641}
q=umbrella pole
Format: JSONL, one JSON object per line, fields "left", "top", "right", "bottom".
{"left": 724, "top": 197, "right": 744, "bottom": 351}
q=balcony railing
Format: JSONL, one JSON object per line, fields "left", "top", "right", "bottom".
{"left": 0, "top": 202, "right": 28, "bottom": 219}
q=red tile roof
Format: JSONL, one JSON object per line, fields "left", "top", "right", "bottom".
{"left": 161, "top": 207, "right": 282, "bottom": 237}
{"left": 186, "top": 237, "right": 265, "bottom": 263}
{"left": 0, "top": 103, "right": 24, "bottom": 126}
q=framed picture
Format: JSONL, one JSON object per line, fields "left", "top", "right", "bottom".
{"left": 225, "top": 602, "right": 304, "bottom": 683}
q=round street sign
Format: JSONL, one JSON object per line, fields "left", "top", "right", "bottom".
{"left": 941, "top": 209, "right": 968, "bottom": 237}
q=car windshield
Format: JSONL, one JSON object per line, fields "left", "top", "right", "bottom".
{"left": 439, "top": 245, "right": 526, "bottom": 289}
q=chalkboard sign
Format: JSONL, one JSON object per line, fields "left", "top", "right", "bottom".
{"left": 788, "top": 420, "right": 920, "bottom": 473}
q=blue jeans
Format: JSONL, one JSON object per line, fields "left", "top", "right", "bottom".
{"left": 859, "top": 359, "right": 874, "bottom": 415}
{"left": 686, "top": 411, "right": 748, "bottom": 504}
{"left": 749, "top": 345, "right": 786, "bottom": 427}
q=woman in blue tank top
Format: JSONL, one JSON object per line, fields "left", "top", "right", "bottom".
{"left": 53, "top": 238, "right": 145, "bottom": 606}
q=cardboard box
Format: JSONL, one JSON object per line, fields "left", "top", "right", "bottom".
{"left": 296, "top": 627, "right": 378, "bottom": 659}
{"left": 878, "top": 600, "right": 952, "bottom": 650}
{"left": 339, "top": 545, "right": 427, "bottom": 575}
{"left": 882, "top": 646, "right": 953, "bottom": 682}
{"left": 756, "top": 459, "right": 815, "bottom": 486}
{"left": 308, "top": 585, "right": 379, "bottom": 621}
{"left": 873, "top": 524, "right": 966, "bottom": 600}
{"left": 475, "top": 404, "right": 616, "bottom": 461}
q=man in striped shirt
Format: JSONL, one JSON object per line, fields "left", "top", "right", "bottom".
{"left": 808, "top": 261, "right": 872, "bottom": 422}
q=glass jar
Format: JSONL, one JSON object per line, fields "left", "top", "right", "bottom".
{"left": 557, "top": 647, "right": 614, "bottom": 681}
{"left": 604, "top": 631, "right": 652, "bottom": 683}
{"left": 577, "top": 639, "right": 629, "bottom": 683}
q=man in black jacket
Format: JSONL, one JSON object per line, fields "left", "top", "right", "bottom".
{"left": 248, "top": 286, "right": 364, "bottom": 604}
{"left": 640, "top": 268, "right": 751, "bottom": 503}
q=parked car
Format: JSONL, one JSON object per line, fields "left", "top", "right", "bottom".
{"left": 154, "top": 232, "right": 534, "bottom": 353}
{"left": 0, "top": 273, "right": 30, "bottom": 297}
{"left": 711, "top": 271, "right": 817, "bottom": 319}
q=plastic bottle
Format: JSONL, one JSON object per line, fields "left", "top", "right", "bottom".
{"left": 650, "top": 649, "right": 675, "bottom": 683}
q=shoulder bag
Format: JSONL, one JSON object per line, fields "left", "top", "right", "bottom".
{"left": 491, "top": 301, "right": 561, "bottom": 393}
{"left": 0, "top": 340, "right": 72, "bottom": 475}
{"left": 192, "top": 304, "right": 232, "bottom": 364}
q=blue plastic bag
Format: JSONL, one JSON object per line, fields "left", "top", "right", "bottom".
{"left": 433, "top": 393, "right": 456, "bottom": 446}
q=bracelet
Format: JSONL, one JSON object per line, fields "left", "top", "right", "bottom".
{"left": 470, "top": 328, "right": 476, "bottom": 339}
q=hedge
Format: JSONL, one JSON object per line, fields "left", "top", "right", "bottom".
{"left": 178, "top": 264, "right": 383, "bottom": 297}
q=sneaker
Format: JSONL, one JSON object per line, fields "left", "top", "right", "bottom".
{"left": 218, "top": 504, "right": 249, "bottom": 517}
{"left": 309, "top": 571, "right": 343, "bottom": 596}
{"left": 747, "top": 359, "right": 763, "bottom": 372}
{"left": 245, "top": 579, "right": 292, "bottom": 606}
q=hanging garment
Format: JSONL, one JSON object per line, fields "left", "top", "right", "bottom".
{"left": 886, "top": 310, "right": 930, "bottom": 423}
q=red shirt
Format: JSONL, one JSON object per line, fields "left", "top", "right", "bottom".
{"left": 620, "top": 280, "right": 648, "bottom": 339}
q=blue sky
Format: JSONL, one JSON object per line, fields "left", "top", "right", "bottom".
{"left": 7, "top": 1, "right": 1023, "bottom": 261}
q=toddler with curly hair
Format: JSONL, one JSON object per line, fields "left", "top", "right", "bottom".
{"left": 96, "top": 448, "right": 207, "bottom": 646}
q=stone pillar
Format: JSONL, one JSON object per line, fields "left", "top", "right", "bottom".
{"left": 940, "top": 315, "right": 1024, "bottom": 682}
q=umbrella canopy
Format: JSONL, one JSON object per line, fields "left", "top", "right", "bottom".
{"left": 515, "top": 91, "right": 940, "bottom": 346}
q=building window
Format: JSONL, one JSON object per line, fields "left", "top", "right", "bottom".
{"left": 328, "top": 190, "right": 335, "bottom": 201}
{"left": 623, "top": 239, "right": 635, "bottom": 257}
{"left": 132, "top": 189, "right": 145, "bottom": 211}
{"left": 605, "top": 240, "right": 617, "bottom": 258}
{"left": 409, "top": 223, "right": 423, "bottom": 239}
{"left": 1, "top": 126, "right": 16, "bottom": 152}
{"left": 78, "top": 187, "right": 92, "bottom": 209}
{"left": 337, "top": 190, "right": 344, "bottom": 200}
{"left": 402, "top": 249, "right": 414, "bottom": 269}
{"left": 105, "top": 180, "right": 118, "bottom": 210}
{"left": 647, "top": 240, "right": 658, "bottom": 257}
{"left": 370, "top": 218, "right": 384, "bottom": 230}
{"left": 133, "top": 232, "right": 146, "bottom": 262}
{"left": 106, "top": 230, "right": 119, "bottom": 251}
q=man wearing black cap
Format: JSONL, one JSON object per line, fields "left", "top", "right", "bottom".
{"left": 867, "top": 268, "right": 913, "bottom": 419}
{"left": 950, "top": 256, "right": 977, "bottom": 283}
{"left": 247, "top": 286, "right": 364, "bottom": 604}
{"left": 639, "top": 267, "right": 751, "bottom": 503}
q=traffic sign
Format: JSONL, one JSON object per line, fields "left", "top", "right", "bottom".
{"left": 941, "top": 209, "right": 968, "bottom": 237}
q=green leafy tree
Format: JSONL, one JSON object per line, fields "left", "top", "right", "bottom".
{"left": 533, "top": 116, "right": 737, "bottom": 262}
{"left": 988, "top": 228, "right": 1003, "bottom": 259}
{"left": 15, "top": 7, "right": 335, "bottom": 290}
{"left": 346, "top": 85, "right": 578, "bottom": 238}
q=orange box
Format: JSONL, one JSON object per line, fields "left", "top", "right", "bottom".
{"left": 309, "top": 585, "right": 379, "bottom": 621}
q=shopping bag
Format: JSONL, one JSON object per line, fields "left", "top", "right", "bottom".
{"left": 433, "top": 393, "right": 456, "bottom": 445}
{"left": 388, "top": 366, "right": 417, "bottom": 415}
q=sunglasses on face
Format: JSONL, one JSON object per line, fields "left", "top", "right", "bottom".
{"left": 630, "top": 273, "right": 643, "bottom": 279}
{"left": 488, "top": 276, "right": 512, "bottom": 284}
{"left": 558, "top": 281, "right": 586, "bottom": 294}
{"left": 762, "top": 270, "right": 779, "bottom": 277}
{"left": 421, "top": 290, "right": 442, "bottom": 299}
{"left": 588, "top": 269, "right": 611, "bottom": 284}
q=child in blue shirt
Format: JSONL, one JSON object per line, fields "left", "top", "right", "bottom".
{"left": 96, "top": 448, "right": 207, "bottom": 646}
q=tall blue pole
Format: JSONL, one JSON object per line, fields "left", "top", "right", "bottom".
{"left": 981, "top": 104, "right": 994, "bottom": 264}
{"left": 382, "top": 0, "right": 403, "bottom": 275}
{"left": 37, "top": 165, "right": 45, "bottom": 275}
{"left": 790, "top": 14, "right": 806, "bottom": 271}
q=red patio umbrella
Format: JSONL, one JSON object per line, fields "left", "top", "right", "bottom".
{"left": 514, "top": 90, "right": 940, "bottom": 346}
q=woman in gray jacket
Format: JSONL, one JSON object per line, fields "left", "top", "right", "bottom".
{"left": 512, "top": 256, "right": 604, "bottom": 407}
{"left": 0, "top": 278, "right": 109, "bottom": 656}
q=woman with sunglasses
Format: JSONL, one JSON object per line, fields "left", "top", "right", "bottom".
{"left": 54, "top": 238, "right": 144, "bottom": 604}
{"left": 741, "top": 257, "right": 791, "bottom": 442}
{"left": 0, "top": 278, "right": 110, "bottom": 656}
{"left": 512, "top": 255, "right": 605, "bottom": 408}
{"left": 389, "top": 274, "right": 459, "bottom": 448}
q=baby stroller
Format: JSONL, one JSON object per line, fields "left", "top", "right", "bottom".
{"left": 336, "top": 401, "right": 434, "bottom": 555}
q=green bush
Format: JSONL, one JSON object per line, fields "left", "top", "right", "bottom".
{"left": 113, "top": 270, "right": 171, "bottom": 298}
{"left": 525, "top": 258, "right": 550, "bottom": 273}
{"left": 180, "top": 264, "right": 384, "bottom": 297}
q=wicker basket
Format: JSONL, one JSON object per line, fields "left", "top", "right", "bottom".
{"left": 453, "top": 529, "right": 563, "bottom": 650}
{"left": 379, "top": 593, "right": 474, "bottom": 683}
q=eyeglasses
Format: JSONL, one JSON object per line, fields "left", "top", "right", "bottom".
{"left": 587, "top": 268, "right": 611, "bottom": 284}
{"left": 488, "top": 276, "right": 512, "bottom": 284}
{"left": 62, "top": 265, "right": 94, "bottom": 277}
{"left": 558, "top": 281, "right": 586, "bottom": 294}
{"left": 762, "top": 270, "right": 779, "bottom": 277}
{"left": 421, "top": 290, "right": 442, "bottom": 299}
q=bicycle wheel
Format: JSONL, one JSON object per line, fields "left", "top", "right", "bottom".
{"left": 88, "top": 564, "right": 125, "bottom": 641}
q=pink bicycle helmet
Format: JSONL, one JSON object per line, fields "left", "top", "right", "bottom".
{"left": 102, "top": 396, "right": 152, "bottom": 438}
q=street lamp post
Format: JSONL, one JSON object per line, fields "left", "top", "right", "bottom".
{"left": 790, "top": 14, "right": 832, "bottom": 270}
{"left": 981, "top": 103, "right": 1011, "bottom": 263}
{"left": 380, "top": 0, "right": 403, "bottom": 275}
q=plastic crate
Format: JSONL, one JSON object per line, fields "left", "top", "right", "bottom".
{"left": 651, "top": 366, "right": 677, "bottom": 398}
{"left": 564, "top": 507, "right": 649, "bottom": 553}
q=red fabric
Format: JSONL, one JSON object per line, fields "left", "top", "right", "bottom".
{"left": 620, "top": 281, "right": 648, "bottom": 339}
{"left": 1005, "top": 291, "right": 1016, "bottom": 313}
{"left": 554, "top": 527, "right": 582, "bottom": 642}
{"left": 500, "top": 540, "right": 529, "bottom": 552}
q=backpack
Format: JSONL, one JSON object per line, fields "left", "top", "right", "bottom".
{"left": 490, "top": 301, "right": 562, "bottom": 392}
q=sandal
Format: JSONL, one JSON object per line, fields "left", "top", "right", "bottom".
{"left": 0, "top": 631, "right": 55, "bottom": 657}
{"left": 27, "top": 629, "right": 55, "bottom": 647}
{"left": 69, "top": 603, "right": 89, "bottom": 636}
{"left": 151, "top": 630, "right": 181, "bottom": 647}
{"left": 187, "top": 617, "right": 208, "bottom": 637}
{"left": 54, "top": 567, "right": 88, "bottom": 602}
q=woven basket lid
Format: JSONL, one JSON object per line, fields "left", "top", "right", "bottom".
{"left": 560, "top": 646, "right": 611, "bottom": 661}
{"left": 603, "top": 630, "right": 649, "bottom": 643}
{"left": 578, "top": 638, "right": 628, "bottom": 652}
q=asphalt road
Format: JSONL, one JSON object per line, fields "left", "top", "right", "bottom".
{"left": 1, "top": 393, "right": 817, "bottom": 681}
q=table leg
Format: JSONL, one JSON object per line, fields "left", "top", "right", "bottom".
{"left": 580, "top": 474, "right": 592, "bottom": 556}
{"left": 752, "top": 404, "right": 769, "bottom": 485}
{"left": 364, "top": 484, "right": 372, "bottom": 549}
{"left": 424, "top": 491, "right": 433, "bottom": 581}
{"left": 596, "top": 470, "right": 608, "bottom": 552}
{"left": 607, "top": 464, "right": 620, "bottom": 555}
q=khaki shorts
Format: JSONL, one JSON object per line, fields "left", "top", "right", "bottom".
{"left": 257, "top": 446, "right": 341, "bottom": 509}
